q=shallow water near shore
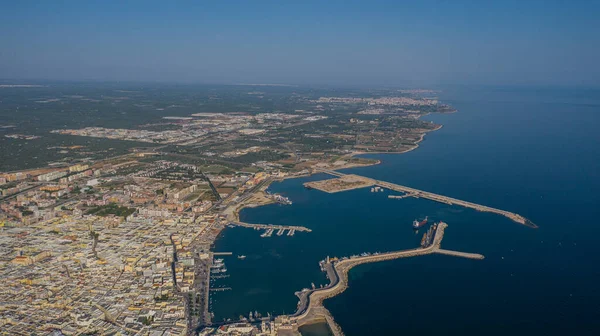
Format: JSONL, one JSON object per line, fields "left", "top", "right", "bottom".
{"left": 298, "top": 321, "right": 334, "bottom": 336}
{"left": 211, "top": 86, "right": 600, "bottom": 335}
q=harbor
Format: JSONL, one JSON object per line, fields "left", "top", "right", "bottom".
{"left": 289, "top": 222, "right": 484, "bottom": 335}
{"left": 203, "top": 88, "right": 596, "bottom": 336}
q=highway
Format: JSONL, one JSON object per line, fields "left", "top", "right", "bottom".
{"left": 316, "top": 169, "right": 538, "bottom": 228}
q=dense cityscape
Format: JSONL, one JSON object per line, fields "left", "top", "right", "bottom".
{"left": 0, "top": 85, "right": 462, "bottom": 335}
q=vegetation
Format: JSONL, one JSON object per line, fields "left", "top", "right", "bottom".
{"left": 86, "top": 203, "right": 136, "bottom": 218}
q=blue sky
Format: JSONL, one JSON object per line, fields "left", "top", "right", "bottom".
{"left": 1, "top": 0, "right": 599, "bottom": 86}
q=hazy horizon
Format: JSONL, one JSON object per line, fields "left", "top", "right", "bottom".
{"left": 2, "top": 0, "right": 599, "bottom": 87}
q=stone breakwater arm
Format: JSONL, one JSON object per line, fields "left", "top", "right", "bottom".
{"left": 291, "top": 223, "right": 484, "bottom": 329}
{"left": 434, "top": 249, "right": 485, "bottom": 260}
{"left": 376, "top": 180, "right": 537, "bottom": 228}
{"left": 315, "top": 169, "right": 537, "bottom": 228}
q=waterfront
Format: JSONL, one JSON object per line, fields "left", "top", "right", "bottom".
{"left": 211, "top": 86, "right": 600, "bottom": 335}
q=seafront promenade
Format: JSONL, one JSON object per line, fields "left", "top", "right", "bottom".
{"left": 316, "top": 169, "right": 538, "bottom": 228}
{"left": 290, "top": 223, "right": 484, "bottom": 335}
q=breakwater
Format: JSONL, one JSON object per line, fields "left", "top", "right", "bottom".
{"left": 290, "top": 223, "right": 484, "bottom": 334}
{"left": 316, "top": 169, "right": 537, "bottom": 228}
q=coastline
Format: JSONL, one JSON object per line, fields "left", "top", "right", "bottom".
{"left": 215, "top": 118, "right": 448, "bottom": 333}
{"left": 228, "top": 120, "right": 445, "bottom": 221}
{"left": 288, "top": 223, "right": 483, "bottom": 335}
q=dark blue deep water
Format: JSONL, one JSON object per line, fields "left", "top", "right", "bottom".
{"left": 212, "top": 87, "right": 600, "bottom": 335}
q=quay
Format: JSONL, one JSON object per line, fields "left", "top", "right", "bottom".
{"left": 229, "top": 220, "right": 312, "bottom": 232}
{"left": 289, "top": 222, "right": 484, "bottom": 334}
{"left": 316, "top": 169, "right": 537, "bottom": 228}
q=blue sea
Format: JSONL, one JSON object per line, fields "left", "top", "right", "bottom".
{"left": 211, "top": 86, "right": 600, "bottom": 335}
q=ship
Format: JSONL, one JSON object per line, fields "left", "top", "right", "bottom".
{"left": 237, "top": 255, "right": 246, "bottom": 260}
{"left": 412, "top": 216, "right": 428, "bottom": 229}
{"left": 272, "top": 194, "right": 292, "bottom": 205}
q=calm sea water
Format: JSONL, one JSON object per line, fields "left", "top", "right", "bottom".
{"left": 212, "top": 86, "right": 600, "bottom": 335}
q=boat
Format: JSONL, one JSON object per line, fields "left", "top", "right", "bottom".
{"left": 412, "top": 216, "right": 428, "bottom": 229}
{"left": 272, "top": 194, "right": 292, "bottom": 205}
{"left": 237, "top": 255, "right": 246, "bottom": 259}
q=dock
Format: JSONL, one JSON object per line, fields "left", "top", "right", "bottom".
{"left": 229, "top": 220, "right": 312, "bottom": 232}
{"left": 315, "top": 169, "right": 537, "bottom": 228}
{"left": 210, "top": 287, "right": 232, "bottom": 292}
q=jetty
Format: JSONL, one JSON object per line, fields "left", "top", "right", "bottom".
{"left": 210, "top": 287, "right": 232, "bottom": 292}
{"left": 289, "top": 222, "right": 484, "bottom": 335}
{"left": 315, "top": 169, "right": 537, "bottom": 228}
{"left": 229, "top": 220, "right": 311, "bottom": 232}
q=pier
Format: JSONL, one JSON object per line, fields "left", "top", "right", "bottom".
{"left": 435, "top": 249, "right": 485, "bottom": 259}
{"left": 290, "top": 222, "right": 484, "bottom": 334}
{"left": 229, "top": 220, "right": 312, "bottom": 232}
{"left": 316, "top": 169, "right": 537, "bottom": 228}
{"left": 213, "top": 252, "right": 232, "bottom": 256}
{"left": 210, "top": 287, "right": 232, "bottom": 292}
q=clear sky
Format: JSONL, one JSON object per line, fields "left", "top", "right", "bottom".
{"left": 1, "top": 0, "right": 599, "bottom": 87}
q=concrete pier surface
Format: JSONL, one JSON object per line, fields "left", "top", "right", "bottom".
{"left": 289, "top": 223, "right": 484, "bottom": 334}
{"left": 316, "top": 168, "right": 538, "bottom": 229}
{"left": 228, "top": 220, "right": 312, "bottom": 232}
{"left": 435, "top": 249, "right": 486, "bottom": 260}
{"left": 212, "top": 252, "right": 233, "bottom": 256}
